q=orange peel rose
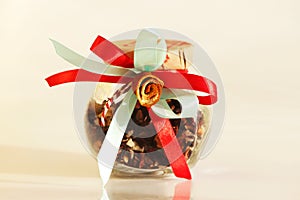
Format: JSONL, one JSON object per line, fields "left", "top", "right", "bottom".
{"left": 133, "top": 73, "right": 164, "bottom": 108}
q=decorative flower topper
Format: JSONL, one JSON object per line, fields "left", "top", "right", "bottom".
{"left": 46, "top": 29, "right": 218, "bottom": 185}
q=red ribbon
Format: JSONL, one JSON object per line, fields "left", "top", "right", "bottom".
{"left": 45, "top": 35, "right": 218, "bottom": 180}
{"left": 46, "top": 69, "right": 132, "bottom": 87}
{"left": 46, "top": 69, "right": 217, "bottom": 105}
{"left": 90, "top": 35, "right": 134, "bottom": 68}
{"left": 149, "top": 109, "right": 192, "bottom": 179}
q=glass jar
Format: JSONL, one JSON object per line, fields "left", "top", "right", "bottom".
{"left": 73, "top": 28, "right": 225, "bottom": 178}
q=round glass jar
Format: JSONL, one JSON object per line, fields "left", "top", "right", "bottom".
{"left": 73, "top": 28, "right": 224, "bottom": 178}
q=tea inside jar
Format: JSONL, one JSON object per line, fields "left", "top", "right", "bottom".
{"left": 85, "top": 85, "right": 206, "bottom": 171}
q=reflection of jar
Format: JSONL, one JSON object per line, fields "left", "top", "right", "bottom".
{"left": 105, "top": 177, "right": 192, "bottom": 199}
{"left": 83, "top": 38, "right": 212, "bottom": 176}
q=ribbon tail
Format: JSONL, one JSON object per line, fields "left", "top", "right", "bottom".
{"left": 97, "top": 89, "right": 137, "bottom": 186}
{"left": 45, "top": 69, "right": 133, "bottom": 87}
{"left": 50, "top": 39, "right": 86, "bottom": 66}
{"left": 148, "top": 109, "right": 192, "bottom": 180}
{"left": 50, "top": 39, "right": 135, "bottom": 76}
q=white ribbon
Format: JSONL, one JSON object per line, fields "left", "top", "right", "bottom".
{"left": 50, "top": 39, "right": 136, "bottom": 77}
{"left": 97, "top": 89, "right": 137, "bottom": 185}
{"left": 152, "top": 88, "right": 198, "bottom": 119}
{"left": 134, "top": 29, "right": 167, "bottom": 72}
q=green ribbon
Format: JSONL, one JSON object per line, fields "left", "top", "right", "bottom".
{"left": 134, "top": 29, "right": 167, "bottom": 72}
{"left": 152, "top": 88, "right": 198, "bottom": 119}
{"left": 97, "top": 89, "right": 137, "bottom": 185}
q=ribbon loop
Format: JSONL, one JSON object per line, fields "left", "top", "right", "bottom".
{"left": 152, "top": 88, "right": 198, "bottom": 119}
{"left": 134, "top": 29, "right": 167, "bottom": 72}
{"left": 50, "top": 39, "right": 136, "bottom": 77}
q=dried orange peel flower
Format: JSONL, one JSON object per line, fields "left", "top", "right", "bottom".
{"left": 133, "top": 73, "right": 164, "bottom": 108}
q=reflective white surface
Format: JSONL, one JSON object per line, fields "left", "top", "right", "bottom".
{"left": 0, "top": 144, "right": 299, "bottom": 199}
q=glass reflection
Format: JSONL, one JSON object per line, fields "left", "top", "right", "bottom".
{"left": 98, "top": 178, "right": 192, "bottom": 200}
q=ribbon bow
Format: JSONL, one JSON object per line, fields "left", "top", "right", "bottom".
{"left": 46, "top": 29, "right": 218, "bottom": 185}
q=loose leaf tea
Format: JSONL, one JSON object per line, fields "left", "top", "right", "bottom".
{"left": 85, "top": 86, "right": 205, "bottom": 171}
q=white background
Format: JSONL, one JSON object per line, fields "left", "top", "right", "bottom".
{"left": 0, "top": 0, "right": 300, "bottom": 199}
